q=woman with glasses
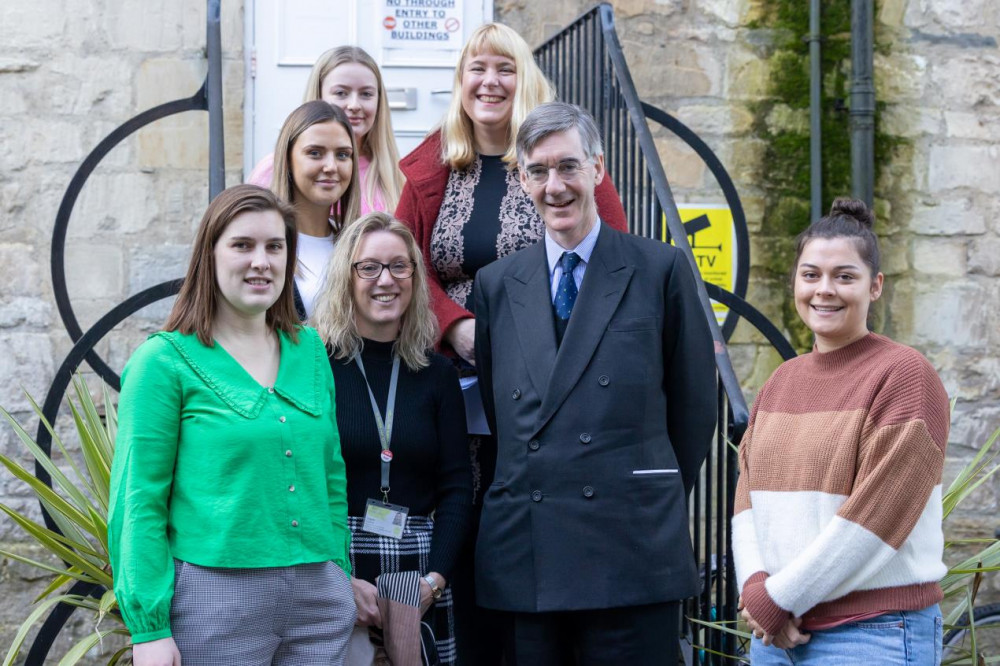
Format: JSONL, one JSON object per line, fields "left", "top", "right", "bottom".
{"left": 313, "top": 212, "right": 472, "bottom": 664}
{"left": 394, "top": 25, "right": 628, "bottom": 660}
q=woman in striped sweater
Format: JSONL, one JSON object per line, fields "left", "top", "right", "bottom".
{"left": 734, "top": 198, "right": 949, "bottom": 664}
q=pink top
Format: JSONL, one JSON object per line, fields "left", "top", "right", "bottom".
{"left": 246, "top": 153, "right": 385, "bottom": 216}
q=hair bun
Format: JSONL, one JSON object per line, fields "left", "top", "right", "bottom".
{"left": 829, "top": 197, "right": 875, "bottom": 229}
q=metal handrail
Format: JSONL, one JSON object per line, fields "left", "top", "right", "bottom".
{"left": 535, "top": 5, "right": 756, "bottom": 662}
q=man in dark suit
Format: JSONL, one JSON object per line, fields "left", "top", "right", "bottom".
{"left": 472, "top": 102, "right": 717, "bottom": 664}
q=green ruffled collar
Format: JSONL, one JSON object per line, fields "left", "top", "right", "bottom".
{"left": 152, "top": 327, "right": 325, "bottom": 418}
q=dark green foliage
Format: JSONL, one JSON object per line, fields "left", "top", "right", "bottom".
{"left": 749, "top": 0, "right": 904, "bottom": 352}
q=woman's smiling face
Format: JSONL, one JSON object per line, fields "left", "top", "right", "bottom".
{"left": 794, "top": 236, "right": 883, "bottom": 353}
{"left": 460, "top": 51, "right": 517, "bottom": 138}
{"left": 289, "top": 121, "right": 354, "bottom": 209}
{"left": 321, "top": 62, "right": 379, "bottom": 148}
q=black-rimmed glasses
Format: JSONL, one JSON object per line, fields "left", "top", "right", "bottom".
{"left": 352, "top": 261, "right": 415, "bottom": 280}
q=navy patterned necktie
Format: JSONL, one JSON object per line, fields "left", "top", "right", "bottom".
{"left": 553, "top": 252, "right": 582, "bottom": 346}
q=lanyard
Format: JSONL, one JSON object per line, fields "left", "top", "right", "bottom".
{"left": 354, "top": 353, "right": 400, "bottom": 503}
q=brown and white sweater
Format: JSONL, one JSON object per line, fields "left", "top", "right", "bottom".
{"left": 733, "top": 333, "right": 950, "bottom": 636}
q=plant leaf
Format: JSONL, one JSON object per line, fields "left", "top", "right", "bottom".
{"left": 69, "top": 377, "right": 112, "bottom": 509}
{"left": 687, "top": 615, "right": 753, "bottom": 639}
{"left": 0, "top": 549, "right": 89, "bottom": 586}
{"left": 107, "top": 643, "right": 133, "bottom": 666}
{"left": 944, "top": 427, "right": 1000, "bottom": 519}
{"left": 56, "top": 627, "right": 122, "bottom": 666}
{"left": 34, "top": 572, "right": 74, "bottom": 603}
{"left": 2, "top": 594, "right": 87, "bottom": 666}
{"left": 0, "top": 403, "right": 94, "bottom": 517}
{"left": 0, "top": 506, "right": 111, "bottom": 586}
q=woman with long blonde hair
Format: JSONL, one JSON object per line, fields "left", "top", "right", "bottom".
{"left": 249, "top": 46, "right": 404, "bottom": 214}
{"left": 314, "top": 212, "right": 471, "bottom": 664}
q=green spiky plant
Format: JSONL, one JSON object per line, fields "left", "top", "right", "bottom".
{"left": 0, "top": 375, "right": 131, "bottom": 665}
{"left": 691, "top": 421, "right": 1000, "bottom": 664}
{"left": 939, "top": 424, "right": 1000, "bottom": 664}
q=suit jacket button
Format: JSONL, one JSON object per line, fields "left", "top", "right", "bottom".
{"left": 598, "top": 375, "right": 610, "bottom": 386}
{"left": 511, "top": 388, "right": 521, "bottom": 400}
{"left": 528, "top": 439, "right": 540, "bottom": 451}
{"left": 582, "top": 486, "right": 595, "bottom": 498}
{"left": 579, "top": 432, "right": 592, "bottom": 444}
{"left": 531, "top": 490, "right": 543, "bottom": 502}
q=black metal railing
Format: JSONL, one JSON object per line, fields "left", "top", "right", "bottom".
{"left": 536, "top": 5, "right": 794, "bottom": 662}
{"left": 24, "top": 2, "right": 225, "bottom": 662}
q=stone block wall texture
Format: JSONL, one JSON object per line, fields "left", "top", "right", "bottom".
{"left": 0, "top": 0, "right": 245, "bottom": 661}
{"left": 1, "top": 0, "right": 998, "bottom": 659}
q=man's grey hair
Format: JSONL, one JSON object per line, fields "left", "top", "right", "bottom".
{"left": 516, "top": 102, "right": 604, "bottom": 166}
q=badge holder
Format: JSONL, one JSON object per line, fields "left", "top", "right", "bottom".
{"left": 356, "top": 354, "right": 410, "bottom": 540}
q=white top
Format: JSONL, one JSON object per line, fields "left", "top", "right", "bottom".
{"left": 296, "top": 229, "right": 336, "bottom": 317}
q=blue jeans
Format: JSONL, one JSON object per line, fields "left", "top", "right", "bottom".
{"left": 749, "top": 604, "right": 942, "bottom": 665}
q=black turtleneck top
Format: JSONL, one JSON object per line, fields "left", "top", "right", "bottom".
{"left": 330, "top": 339, "right": 471, "bottom": 579}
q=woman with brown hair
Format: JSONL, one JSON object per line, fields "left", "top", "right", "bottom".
{"left": 270, "top": 100, "right": 360, "bottom": 319}
{"left": 109, "top": 184, "right": 355, "bottom": 665}
{"left": 734, "top": 198, "right": 948, "bottom": 664}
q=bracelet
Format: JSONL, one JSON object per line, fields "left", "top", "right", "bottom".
{"left": 422, "top": 574, "right": 443, "bottom": 601}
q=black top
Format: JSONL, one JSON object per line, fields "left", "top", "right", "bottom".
{"left": 331, "top": 339, "right": 472, "bottom": 579}
{"left": 460, "top": 154, "right": 508, "bottom": 297}
{"left": 430, "top": 154, "right": 545, "bottom": 314}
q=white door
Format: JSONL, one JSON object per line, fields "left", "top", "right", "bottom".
{"left": 245, "top": 0, "right": 493, "bottom": 174}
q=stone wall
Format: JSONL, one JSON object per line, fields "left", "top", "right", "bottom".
{"left": 875, "top": 0, "right": 1000, "bottom": 597}
{"left": 0, "top": 0, "right": 245, "bottom": 660}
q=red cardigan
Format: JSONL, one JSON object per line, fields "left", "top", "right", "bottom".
{"left": 395, "top": 130, "right": 629, "bottom": 338}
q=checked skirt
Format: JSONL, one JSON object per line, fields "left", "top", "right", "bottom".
{"left": 348, "top": 515, "right": 456, "bottom": 664}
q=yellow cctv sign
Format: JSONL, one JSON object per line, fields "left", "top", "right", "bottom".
{"left": 667, "top": 205, "right": 735, "bottom": 326}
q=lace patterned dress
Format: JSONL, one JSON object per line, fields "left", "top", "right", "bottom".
{"left": 430, "top": 155, "right": 545, "bottom": 314}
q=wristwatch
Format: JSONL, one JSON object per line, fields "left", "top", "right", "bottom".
{"left": 422, "top": 574, "right": 443, "bottom": 601}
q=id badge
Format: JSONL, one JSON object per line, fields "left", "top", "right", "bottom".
{"left": 362, "top": 498, "right": 409, "bottom": 540}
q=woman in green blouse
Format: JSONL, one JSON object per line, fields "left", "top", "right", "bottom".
{"left": 108, "top": 185, "right": 356, "bottom": 665}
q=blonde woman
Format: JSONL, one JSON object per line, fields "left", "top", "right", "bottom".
{"left": 313, "top": 212, "right": 471, "bottom": 664}
{"left": 250, "top": 46, "right": 404, "bottom": 214}
{"left": 270, "top": 100, "right": 360, "bottom": 319}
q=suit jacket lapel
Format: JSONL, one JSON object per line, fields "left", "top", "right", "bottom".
{"left": 536, "top": 226, "right": 633, "bottom": 433}
{"left": 504, "top": 242, "right": 558, "bottom": 400}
